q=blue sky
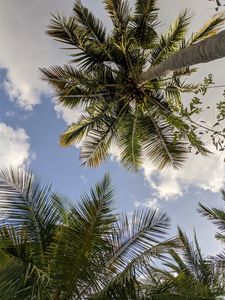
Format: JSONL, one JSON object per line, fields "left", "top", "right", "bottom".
{"left": 0, "top": 0, "right": 225, "bottom": 256}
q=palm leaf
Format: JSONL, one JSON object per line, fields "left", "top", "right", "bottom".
{"left": 0, "top": 168, "right": 64, "bottom": 263}
{"left": 189, "top": 12, "right": 225, "bottom": 44}
{"left": 0, "top": 226, "right": 51, "bottom": 299}
{"left": 60, "top": 101, "right": 115, "bottom": 146}
{"left": 165, "top": 85, "right": 182, "bottom": 109}
{"left": 46, "top": 14, "right": 109, "bottom": 70}
{"left": 131, "top": 0, "right": 159, "bottom": 48}
{"left": 47, "top": 13, "right": 78, "bottom": 46}
{"left": 103, "top": 0, "right": 131, "bottom": 30}
{"left": 73, "top": 1, "right": 106, "bottom": 43}
{"left": 198, "top": 202, "right": 225, "bottom": 233}
{"left": 118, "top": 108, "right": 143, "bottom": 171}
{"left": 108, "top": 208, "right": 171, "bottom": 272}
{"left": 198, "top": 190, "right": 225, "bottom": 275}
{"left": 50, "top": 175, "right": 116, "bottom": 298}
{"left": 41, "top": 65, "right": 107, "bottom": 108}
{"left": 150, "top": 9, "right": 192, "bottom": 65}
{"left": 145, "top": 228, "right": 222, "bottom": 299}
{"left": 141, "top": 112, "right": 188, "bottom": 169}
{"left": 80, "top": 127, "right": 113, "bottom": 168}
{"left": 0, "top": 259, "right": 27, "bottom": 300}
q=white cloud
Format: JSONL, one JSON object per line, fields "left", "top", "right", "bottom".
{"left": 3, "top": 76, "right": 41, "bottom": 111}
{"left": 5, "top": 111, "right": 16, "bottom": 117}
{"left": 54, "top": 102, "right": 83, "bottom": 125}
{"left": 134, "top": 197, "right": 160, "bottom": 210}
{"left": 142, "top": 145, "right": 225, "bottom": 200}
{"left": 0, "top": 123, "right": 35, "bottom": 168}
{"left": 0, "top": 0, "right": 74, "bottom": 110}
{"left": 0, "top": 0, "right": 111, "bottom": 110}
{"left": 80, "top": 174, "right": 87, "bottom": 183}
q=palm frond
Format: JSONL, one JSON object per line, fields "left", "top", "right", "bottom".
{"left": 131, "top": 0, "right": 159, "bottom": 48}
{"left": 92, "top": 276, "right": 140, "bottom": 300}
{"left": 60, "top": 100, "right": 116, "bottom": 146}
{"left": 50, "top": 175, "right": 116, "bottom": 298}
{"left": 41, "top": 65, "right": 106, "bottom": 108}
{"left": 69, "top": 41, "right": 108, "bottom": 70}
{"left": 212, "top": 250, "right": 225, "bottom": 275}
{"left": 0, "top": 226, "right": 51, "bottom": 299}
{"left": 0, "top": 168, "right": 64, "bottom": 261}
{"left": 47, "top": 14, "right": 109, "bottom": 70}
{"left": 103, "top": 0, "right": 131, "bottom": 30}
{"left": 0, "top": 259, "right": 27, "bottom": 300}
{"left": 141, "top": 113, "right": 188, "bottom": 169}
{"left": 118, "top": 108, "right": 143, "bottom": 171}
{"left": 189, "top": 12, "right": 225, "bottom": 44}
{"left": 165, "top": 85, "right": 182, "bottom": 109}
{"left": 150, "top": 9, "right": 192, "bottom": 65}
{"left": 176, "top": 228, "right": 202, "bottom": 278}
{"left": 198, "top": 202, "right": 225, "bottom": 233}
{"left": 60, "top": 117, "right": 91, "bottom": 147}
{"left": 80, "top": 127, "right": 113, "bottom": 168}
{"left": 47, "top": 13, "right": 78, "bottom": 46}
{"left": 108, "top": 208, "right": 170, "bottom": 272}
{"left": 73, "top": 1, "right": 106, "bottom": 43}
{"left": 143, "top": 270, "right": 219, "bottom": 299}
{"left": 145, "top": 228, "right": 222, "bottom": 299}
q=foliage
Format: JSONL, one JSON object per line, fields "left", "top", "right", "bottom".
{"left": 41, "top": 0, "right": 225, "bottom": 171}
{"left": 0, "top": 167, "right": 175, "bottom": 299}
{"left": 173, "top": 74, "right": 225, "bottom": 155}
{"left": 199, "top": 189, "right": 225, "bottom": 286}
{"left": 141, "top": 228, "right": 223, "bottom": 299}
{"left": 0, "top": 168, "right": 224, "bottom": 299}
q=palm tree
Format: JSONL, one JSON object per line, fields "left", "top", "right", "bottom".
{"left": 41, "top": 0, "right": 225, "bottom": 170}
{"left": 199, "top": 189, "right": 225, "bottom": 287}
{"left": 140, "top": 228, "right": 224, "bottom": 299}
{"left": 0, "top": 168, "right": 176, "bottom": 299}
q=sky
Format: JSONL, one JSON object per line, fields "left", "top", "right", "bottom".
{"left": 0, "top": 0, "right": 225, "bottom": 256}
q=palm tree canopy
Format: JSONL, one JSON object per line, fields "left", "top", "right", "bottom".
{"left": 41, "top": 0, "right": 225, "bottom": 171}
{"left": 141, "top": 228, "right": 224, "bottom": 299}
{"left": 0, "top": 167, "right": 176, "bottom": 299}
{"left": 199, "top": 189, "right": 225, "bottom": 278}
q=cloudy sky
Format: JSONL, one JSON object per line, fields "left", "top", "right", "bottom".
{"left": 1, "top": 0, "right": 225, "bottom": 255}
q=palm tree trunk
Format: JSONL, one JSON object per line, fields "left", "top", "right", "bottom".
{"left": 138, "top": 30, "right": 225, "bottom": 83}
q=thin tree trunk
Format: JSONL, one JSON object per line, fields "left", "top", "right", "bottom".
{"left": 138, "top": 29, "right": 225, "bottom": 83}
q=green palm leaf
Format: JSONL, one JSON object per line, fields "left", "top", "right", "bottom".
{"left": 131, "top": 0, "right": 159, "bottom": 48}
{"left": 198, "top": 190, "right": 225, "bottom": 274}
{"left": 50, "top": 174, "right": 116, "bottom": 298}
{"left": 73, "top": 1, "right": 106, "bottom": 43}
{"left": 0, "top": 168, "right": 66, "bottom": 299}
{"left": 142, "top": 228, "right": 222, "bottom": 299}
{"left": 108, "top": 209, "right": 171, "bottom": 271}
{"left": 189, "top": 12, "right": 225, "bottom": 44}
{"left": 198, "top": 202, "right": 225, "bottom": 234}
{"left": 118, "top": 108, "right": 143, "bottom": 171}
{"left": 80, "top": 128, "right": 113, "bottom": 167}
{"left": 0, "top": 168, "right": 64, "bottom": 252}
{"left": 103, "top": 0, "right": 131, "bottom": 30}
{"left": 47, "top": 13, "right": 78, "bottom": 46}
{"left": 141, "top": 113, "right": 188, "bottom": 169}
{"left": 150, "top": 9, "right": 192, "bottom": 65}
{"left": 46, "top": 14, "right": 109, "bottom": 70}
